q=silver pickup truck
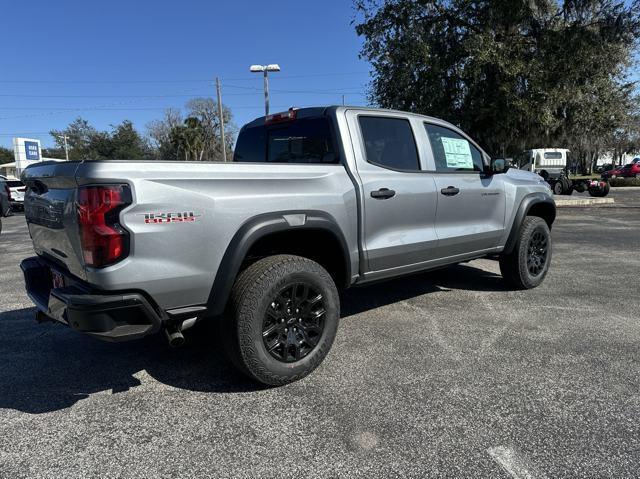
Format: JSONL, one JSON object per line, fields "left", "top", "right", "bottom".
{"left": 20, "top": 106, "right": 555, "bottom": 385}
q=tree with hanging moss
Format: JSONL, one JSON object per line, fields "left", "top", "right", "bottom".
{"left": 354, "top": 0, "right": 640, "bottom": 170}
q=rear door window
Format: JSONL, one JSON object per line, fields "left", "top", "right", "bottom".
{"left": 358, "top": 116, "right": 420, "bottom": 171}
{"left": 234, "top": 117, "right": 338, "bottom": 164}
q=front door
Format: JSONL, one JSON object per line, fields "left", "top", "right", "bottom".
{"left": 424, "top": 122, "right": 506, "bottom": 257}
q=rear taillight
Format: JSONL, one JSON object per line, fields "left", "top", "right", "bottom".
{"left": 5, "top": 185, "right": 12, "bottom": 201}
{"left": 77, "top": 185, "right": 131, "bottom": 268}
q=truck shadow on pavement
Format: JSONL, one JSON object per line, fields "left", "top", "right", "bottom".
{"left": 341, "top": 262, "right": 508, "bottom": 318}
{"left": 0, "top": 263, "right": 505, "bottom": 414}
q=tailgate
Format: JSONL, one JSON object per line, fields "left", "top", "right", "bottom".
{"left": 22, "top": 161, "right": 87, "bottom": 280}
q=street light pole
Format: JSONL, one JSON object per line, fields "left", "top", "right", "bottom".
{"left": 263, "top": 70, "right": 270, "bottom": 116}
{"left": 250, "top": 64, "right": 280, "bottom": 116}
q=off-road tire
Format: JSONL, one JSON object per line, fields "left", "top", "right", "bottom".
{"left": 224, "top": 254, "right": 340, "bottom": 386}
{"left": 499, "top": 216, "right": 552, "bottom": 289}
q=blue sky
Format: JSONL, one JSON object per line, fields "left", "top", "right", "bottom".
{"left": 0, "top": 0, "right": 371, "bottom": 148}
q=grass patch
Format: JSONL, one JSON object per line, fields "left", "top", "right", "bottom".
{"left": 610, "top": 177, "right": 640, "bottom": 187}
{"left": 569, "top": 174, "right": 601, "bottom": 180}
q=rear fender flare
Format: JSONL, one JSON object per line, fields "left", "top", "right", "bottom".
{"left": 206, "top": 210, "right": 350, "bottom": 317}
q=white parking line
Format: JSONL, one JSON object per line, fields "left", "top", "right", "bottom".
{"left": 488, "top": 446, "right": 548, "bottom": 479}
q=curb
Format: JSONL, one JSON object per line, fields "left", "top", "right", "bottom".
{"left": 554, "top": 197, "right": 615, "bottom": 207}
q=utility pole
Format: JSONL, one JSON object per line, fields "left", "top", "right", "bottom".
{"left": 61, "top": 134, "right": 69, "bottom": 161}
{"left": 342, "top": 94, "right": 345, "bottom": 106}
{"left": 216, "top": 77, "right": 227, "bottom": 162}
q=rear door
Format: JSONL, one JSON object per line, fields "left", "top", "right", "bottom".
{"left": 346, "top": 111, "right": 439, "bottom": 275}
{"left": 423, "top": 122, "right": 506, "bottom": 257}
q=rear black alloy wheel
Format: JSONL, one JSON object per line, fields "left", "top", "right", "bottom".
{"left": 226, "top": 254, "right": 340, "bottom": 386}
{"left": 262, "top": 283, "right": 326, "bottom": 363}
{"left": 526, "top": 230, "right": 548, "bottom": 277}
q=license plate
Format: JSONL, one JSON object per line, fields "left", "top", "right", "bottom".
{"left": 51, "top": 270, "right": 65, "bottom": 289}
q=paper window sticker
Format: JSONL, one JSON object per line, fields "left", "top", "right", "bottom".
{"left": 441, "top": 137, "right": 473, "bottom": 169}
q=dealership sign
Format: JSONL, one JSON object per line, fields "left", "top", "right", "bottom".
{"left": 12, "top": 138, "right": 43, "bottom": 176}
{"left": 24, "top": 140, "right": 40, "bottom": 160}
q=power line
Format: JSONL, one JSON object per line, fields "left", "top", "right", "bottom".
{"left": 0, "top": 105, "right": 332, "bottom": 111}
{"left": 0, "top": 89, "right": 367, "bottom": 99}
{"left": 0, "top": 71, "right": 370, "bottom": 84}
{"left": 0, "top": 103, "right": 366, "bottom": 121}
{"left": 223, "top": 84, "right": 366, "bottom": 94}
{"left": 0, "top": 132, "right": 52, "bottom": 136}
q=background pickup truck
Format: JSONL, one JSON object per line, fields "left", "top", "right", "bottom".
{"left": 20, "top": 106, "right": 556, "bottom": 385}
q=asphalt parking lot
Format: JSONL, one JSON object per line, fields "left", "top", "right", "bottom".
{"left": 0, "top": 189, "right": 638, "bottom": 478}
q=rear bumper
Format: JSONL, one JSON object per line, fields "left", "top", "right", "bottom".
{"left": 20, "top": 256, "right": 162, "bottom": 342}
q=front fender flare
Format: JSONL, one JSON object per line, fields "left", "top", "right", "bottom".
{"left": 503, "top": 193, "right": 556, "bottom": 254}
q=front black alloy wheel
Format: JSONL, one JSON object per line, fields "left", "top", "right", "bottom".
{"left": 262, "top": 283, "right": 326, "bottom": 363}
{"left": 526, "top": 230, "right": 549, "bottom": 277}
{"left": 499, "top": 216, "right": 552, "bottom": 289}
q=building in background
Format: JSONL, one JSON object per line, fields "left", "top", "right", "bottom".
{"left": 0, "top": 138, "right": 64, "bottom": 179}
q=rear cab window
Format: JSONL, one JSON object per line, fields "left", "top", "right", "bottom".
{"left": 234, "top": 116, "right": 338, "bottom": 164}
{"left": 358, "top": 116, "right": 420, "bottom": 171}
{"left": 424, "top": 123, "right": 484, "bottom": 173}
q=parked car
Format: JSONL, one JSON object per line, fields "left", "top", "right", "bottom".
{"left": 595, "top": 163, "right": 615, "bottom": 174}
{"left": 621, "top": 161, "right": 640, "bottom": 178}
{"left": 0, "top": 177, "right": 11, "bottom": 234}
{"left": 20, "top": 106, "right": 556, "bottom": 386}
{"left": 602, "top": 165, "right": 627, "bottom": 179}
{"left": 5, "top": 179, "right": 26, "bottom": 210}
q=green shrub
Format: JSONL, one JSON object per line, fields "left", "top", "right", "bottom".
{"left": 610, "top": 177, "right": 640, "bottom": 187}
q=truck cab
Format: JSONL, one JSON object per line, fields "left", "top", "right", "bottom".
{"left": 515, "top": 148, "right": 570, "bottom": 179}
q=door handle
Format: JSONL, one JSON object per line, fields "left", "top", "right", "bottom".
{"left": 370, "top": 188, "right": 396, "bottom": 199}
{"left": 440, "top": 186, "right": 460, "bottom": 196}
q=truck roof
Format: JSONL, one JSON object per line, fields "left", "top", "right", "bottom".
{"left": 241, "top": 105, "right": 456, "bottom": 130}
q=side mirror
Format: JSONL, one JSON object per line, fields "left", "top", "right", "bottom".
{"left": 490, "top": 158, "right": 508, "bottom": 174}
